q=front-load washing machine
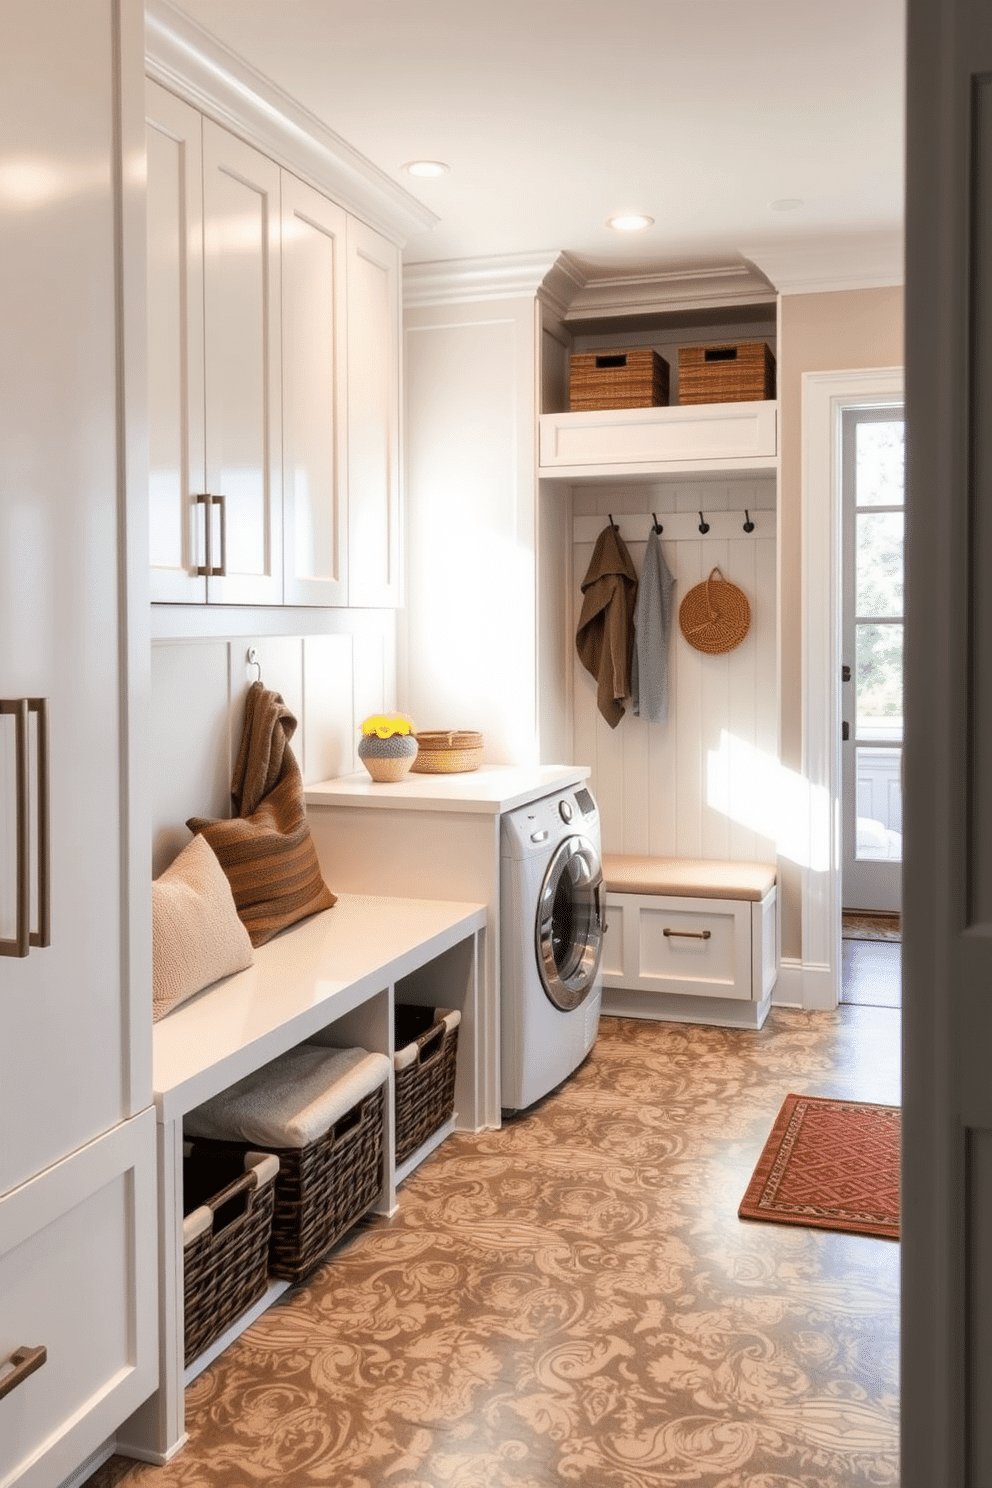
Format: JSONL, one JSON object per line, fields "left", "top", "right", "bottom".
{"left": 500, "top": 784, "right": 604, "bottom": 1112}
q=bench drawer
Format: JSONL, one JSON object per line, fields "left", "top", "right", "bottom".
{"left": 604, "top": 892, "right": 753, "bottom": 1000}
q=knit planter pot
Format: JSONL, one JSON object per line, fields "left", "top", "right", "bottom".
{"left": 358, "top": 732, "right": 418, "bottom": 783}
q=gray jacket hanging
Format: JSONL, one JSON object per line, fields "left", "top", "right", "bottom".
{"left": 632, "top": 526, "right": 676, "bottom": 722}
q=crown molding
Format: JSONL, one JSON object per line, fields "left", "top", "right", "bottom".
{"left": 740, "top": 231, "right": 905, "bottom": 295}
{"left": 404, "top": 249, "right": 778, "bottom": 317}
{"left": 560, "top": 258, "right": 777, "bottom": 320}
{"left": 145, "top": 0, "right": 437, "bottom": 244}
{"left": 403, "top": 250, "right": 574, "bottom": 307}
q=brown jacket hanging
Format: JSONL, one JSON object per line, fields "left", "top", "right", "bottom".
{"left": 575, "top": 522, "right": 639, "bottom": 728}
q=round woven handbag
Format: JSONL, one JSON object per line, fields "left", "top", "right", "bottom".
{"left": 679, "top": 567, "right": 751, "bottom": 654}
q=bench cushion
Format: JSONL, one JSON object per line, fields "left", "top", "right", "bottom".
{"left": 602, "top": 853, "right": 776, "bottom": 902}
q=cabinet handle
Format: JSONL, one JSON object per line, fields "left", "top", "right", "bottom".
{"left": 211, "top": 493, "right": 226, "bottom": 576}
{"left": 1, "top": 698, "right": 50, "bottom": 956}
{"left": 194, "top": 494, "right": 226, "bottom": 577}
{"left": 1, "top": 698, "right": 30, "bottom": 957}
{"left": 663, "top": 927, "right": 712, "bottom": 940}
{"left": 194, "top": 492, "right": 212, "bottom": 577}
{"left": 0, "top": 1345, "right": 47, "bottom": 1401}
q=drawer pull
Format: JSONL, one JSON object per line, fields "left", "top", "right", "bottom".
{"left": 0, "top": 1344, "right": 47, "bottom": 1401}
{"left": 663, "top": 927, "right": 712, "bottom": 940}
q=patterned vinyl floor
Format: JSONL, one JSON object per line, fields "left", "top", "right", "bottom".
{"left": 87, "top": 999, "right": 900, "bottom": 1488}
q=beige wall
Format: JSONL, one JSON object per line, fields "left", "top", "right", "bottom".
{"left": 778, "top": 286, "right": 905, "bottom": 959}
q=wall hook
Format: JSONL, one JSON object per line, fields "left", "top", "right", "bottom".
{"left": 652, "top": 511, "right": 663, "bottom": 534}
{"left": 608, "top": 513, "right": 617, "bottom": 530}
{"left": 698, "top": 511, "right": 710, "bottom": 534}
{"left": 743, "top": 509, "right": 755, "bottom": 533}
{"left": 247, "top": 647, "right": 262, "bottom": 682}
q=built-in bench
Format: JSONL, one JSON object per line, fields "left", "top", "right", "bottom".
{"left": 125, "top": 892, "right": 486, "bottom": 1466}
{"left": 600, "top": 854, "right": 779, "bottom": 1030}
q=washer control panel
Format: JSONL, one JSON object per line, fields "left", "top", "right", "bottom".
{"left": 559, "top": 800, "right": 573, "bottom": 823}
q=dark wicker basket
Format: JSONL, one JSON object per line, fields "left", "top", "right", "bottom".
{"left": 393, "top": 1005, "right": 460, "bottom": 1165}
{"left": 187, "top": 1085, "right": 386, "bottom": 1285}
{"left": 182, "top": 1146, "right": 277, "bottom": 1368}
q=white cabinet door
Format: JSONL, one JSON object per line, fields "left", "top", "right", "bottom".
{"left": 281, "top": 174, "right": 349, "bottom": 607}
{"left": 146, "top": 82, "right": 206, "bottom": 603}
{"left": 1, "top": 0, "right": 150, "bottom": 1197}
{"left": 0, "top": 1114, "right": 158, "bottom": 1488}
{"left": 202, "top": 122, "right": 283, "bottom": 606}
{"left": 346, "top": 218, "right": 401, "bottom": 608}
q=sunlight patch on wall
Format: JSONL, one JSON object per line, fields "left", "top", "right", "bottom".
{"left": 707, "top": 730, "right": 831, "bottom": 871}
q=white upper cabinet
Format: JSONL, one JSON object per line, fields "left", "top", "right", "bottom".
{"left": 281, "top": 174, "right": 348, "bottom": 607}
{"left": 147, "top": 84, "right": 282, "bottom": 605}
{"left": 346, "top": 218, "right": 401, "bottom": 608}
{"left": 201, "top": 122, "right": 283, "bottom": 604}
{"left": 146, "top": 83, "right": 205, "bottom": 602}
{"left": 147, "top": 81, "right": 401, "bottom": 609}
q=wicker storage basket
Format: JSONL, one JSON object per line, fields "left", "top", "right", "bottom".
{"left": 411, "top": 730, "right": 484, "bottom": 774}
{"left": 182, "top": 1145, "right": 278, "bottom": 1367}
{"left": 188, "top": 1086, "right": 386, "bottom": 1284}
{"left": 569, "top": 347, "right": 670, "bottom": 411}
{"left": 678, "top": 341, "right": 776, "bottom": 404}
{"left": 393, "top": 1005, "right": 461, "bottom": 1165}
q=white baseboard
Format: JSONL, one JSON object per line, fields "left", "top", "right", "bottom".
{"left": 772, "top": 958, "right": 838, "bottom": 1011}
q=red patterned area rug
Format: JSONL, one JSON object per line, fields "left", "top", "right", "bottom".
{"left": 739, "top": 1093, "right": 900, "bottom": 1240}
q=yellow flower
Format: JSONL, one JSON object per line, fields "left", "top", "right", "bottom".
{"left": 361, "top": 713, "right": 414, "bottom": 738}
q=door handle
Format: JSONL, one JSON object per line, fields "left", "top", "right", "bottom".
{"left": 843, "top": 720, "right": 850, "bottom": 741}
{"left": 194, "top": 494, "right": 226, "bottom": 577}
{"left": 1, "top": 698, "right": 50, "bottom": 956}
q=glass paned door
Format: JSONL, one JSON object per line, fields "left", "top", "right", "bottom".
{"left": 842, "top": 409, "right": 905, "bottom": 912}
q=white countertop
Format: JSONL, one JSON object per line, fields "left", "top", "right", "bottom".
{"left": 304, "top": 763, "right": 590, "bottom": 815}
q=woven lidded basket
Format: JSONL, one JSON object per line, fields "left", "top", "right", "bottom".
{"left": 411, "top": 730, "right": 484, "bottom": 774}
{"left": 679, "top": 568, "right": 751, "bottom": 654}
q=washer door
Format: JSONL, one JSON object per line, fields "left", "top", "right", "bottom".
{"left": 535, "top": 834, "right": 604, "bottom": 1010}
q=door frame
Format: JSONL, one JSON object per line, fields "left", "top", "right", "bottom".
{"left": 800, "top": 365, "right": 904, "bottom": 1009}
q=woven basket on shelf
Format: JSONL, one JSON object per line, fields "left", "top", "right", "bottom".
{"left": 678, "top": 341, "right": 776, "bottom": 405}
{"left": 410, "top": 730, "right": 484, "bottom": 774}
{"left": 182, "top": 1146, "right": 277, "bottom": 1367}
{"left": 679, "top": 568, "right": 751, "bottom": 655}
{"left": 188, "top": 1086, "right": 385, "bottom": 1285}
{"left": 393, "top": 1006, "right": 461, "bottom": 1165}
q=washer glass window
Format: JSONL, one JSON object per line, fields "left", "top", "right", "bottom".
{"left": 535, "top": 834, "right": 604, "bottom": 1010}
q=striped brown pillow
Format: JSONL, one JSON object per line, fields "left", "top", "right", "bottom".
{"left": 188, "top": 771, "right": 336, "bottom": 947}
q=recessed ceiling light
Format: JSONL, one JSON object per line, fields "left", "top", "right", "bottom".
{"left": 403, "top": 160, "right": 450, "bottom": 178}
{"left": 607, "top": 212, "right": 654, "bottom": 232}
{"left": 770, "top": 198, "right": 804, "bottom": 211}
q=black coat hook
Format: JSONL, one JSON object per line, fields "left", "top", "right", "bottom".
{"left": 608, "top": 513, "right": 617, "bottom": 530}
{"left": 743, "top": 509, "right": 755, "bottom": 533}
{"left": 652, "top": 512, "right": 663, "bottom": 534}
{"left": 698, "top": 511, "right": 710, "bottom": 534}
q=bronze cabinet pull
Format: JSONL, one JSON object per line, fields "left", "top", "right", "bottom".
{"left": 663, "top": 927, "right": 712, "bottom": 940}
{"left": 194, "top": 494, "right": 227, "bottom": 577}
{"left": 0, "top": 1345, "right": 47, "bottom": 1402}
{"left": 2, "top": 698, "right": 51, "bottom": 956}
{"left": 1, "top": 699, "right": 30, "bottom": 956}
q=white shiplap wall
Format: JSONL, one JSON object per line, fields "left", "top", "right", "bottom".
{"left": 571, "top": 477, "right": 778, "bottom": 865}
{"left": 150, "top": 620, "right": 394, "bottom": 877}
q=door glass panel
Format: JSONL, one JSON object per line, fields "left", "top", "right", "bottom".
{"left": 856, "top": 623, "right": 904, "bottom": 741}
{"left": 856, "top": 511, "right": 904, "bottom": 617}
{"left": 855, "top": 419, "right": 905, "bottom": 506}
{"left": 855, "top": 746, "right": 903, "bottom": 861}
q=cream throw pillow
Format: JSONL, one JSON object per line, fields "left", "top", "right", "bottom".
{"left": 152, "top": 835, "right": 254, "bottom": 1022}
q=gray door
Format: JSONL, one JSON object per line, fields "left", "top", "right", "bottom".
{"left": 903, "top": 0, "right": 992, "bottom": 1480}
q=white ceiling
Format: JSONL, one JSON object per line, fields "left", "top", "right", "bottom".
{"left": 166, "top": 0, "right": 906, "bottom": 293}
